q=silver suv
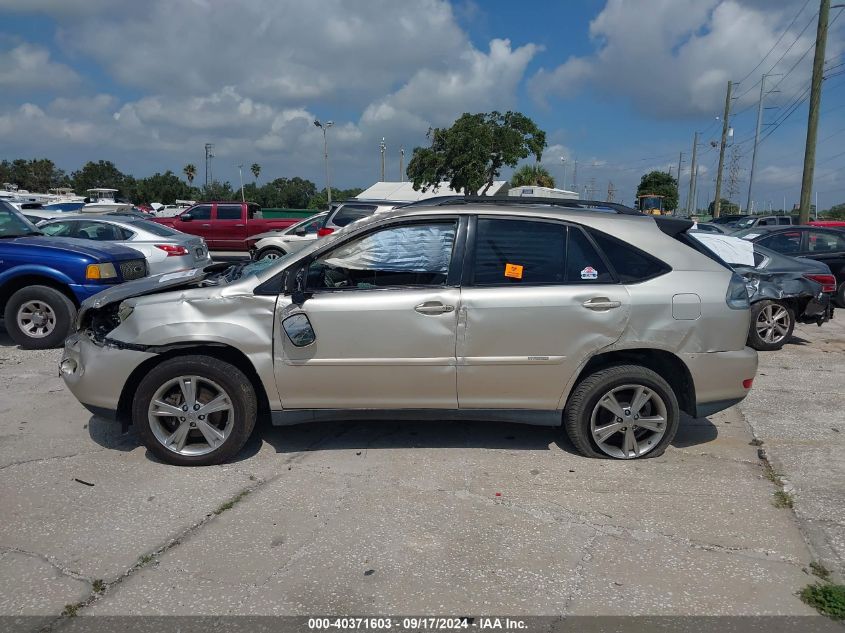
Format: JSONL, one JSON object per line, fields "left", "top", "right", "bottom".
{"left": 61, "top": 200, "right": 758, "bottom": 466}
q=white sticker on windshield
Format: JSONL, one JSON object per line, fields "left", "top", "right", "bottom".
{"left": 581, "top": 266, "right": 599, "bottom": 280}
{"left": 741, "top": 233, "right": 760, "bottom": 240}
{"left": 158, "top": 268, "right": 199, "bottom": 283}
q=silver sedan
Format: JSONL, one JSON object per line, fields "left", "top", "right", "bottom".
{"left": 38, "top": 214, "right": 212, "bottom": 275}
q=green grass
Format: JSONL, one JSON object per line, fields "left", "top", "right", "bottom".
{"left": 800, "top": 583, "right": 845, "bottom": 620}
{"left": 810, "top": 561, "right": 832, "bottom": 581}
{"left": 62, "top": 603, "right": 80, "bottom": 617}
{"left": 773, "top": 489, "right": 794, "bottom": 509}
{"left": 137, "top": 554, "right": 154, "bottom": 565}
{"left": 212, "top": 490, "right": 250, "bottom": 515}
{"left": 92, "top": 579, "right": 105, "bottom": 593}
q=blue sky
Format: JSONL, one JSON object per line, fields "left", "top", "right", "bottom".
{"left": 1, "top": 0, "right": 844, "bottom": 209}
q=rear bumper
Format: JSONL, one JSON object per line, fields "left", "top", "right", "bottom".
{"left": 798, "top": 293, "right": 834, "bottom": 324}
{"left": 681, "top": 348, "right": 758, "bottom": 418}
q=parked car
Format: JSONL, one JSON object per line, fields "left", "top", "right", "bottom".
{"left": 316, "top": 200, "right": 404, "bottom": 237}
{"left": 249, "top": 212, "right": 328, "bottom": 261}
{"left": 152, "top": 202, "right": 299, "bottom": 251}
{"left": 690, "top": 222, "right": 728, "bottom": 234}
{"left": 709, "top": 214, "right": 749, "bottom": 228}
{"left": 809, "top": 219, "right": 845, "bottom": 228}
{"left": 37, "top": 214, "right": 212, "bottom": 275}
{"left": 20, "top": 209, "right": 66, "bottom": 224}
{"left": 732, "top": 215, "right": 795, "bottom": 230}
{"left": 61, "top": 198, "right": 758, "bottom": 466}
{"left": 734, "top": 225, "right": 845, "bottom": 306}
{"left": 691, "top": 233, "right": 834, "bottom": 351}
{"left": 0, "top": 201, "right": 148, "bottom": 349}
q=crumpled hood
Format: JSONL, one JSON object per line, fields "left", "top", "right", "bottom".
{"left": 81, "top": 266, "right": 217, "bottom": 310}
{"left": 8, "top": 236, "right": 145, "bottom": 261}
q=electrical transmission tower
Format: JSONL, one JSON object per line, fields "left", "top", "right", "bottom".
{"left": 606, "top": 181, "right": 616, "bottom": 202}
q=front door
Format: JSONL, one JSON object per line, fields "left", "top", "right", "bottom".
{"left": 274, "top": 218, "right": 463, "bottom": 409}
{"left": 212, "top": 203, "right": 248, "bottom": 250}
{"left": 457, "top": 217, "right": 630, "bottom": 410}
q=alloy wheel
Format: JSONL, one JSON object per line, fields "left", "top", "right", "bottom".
{"left": 755, "top": 303, "right": 790, "bottom": 345}
{"left": 590, "top": 384, "right": 669, "bottom": 459}
{"left": 16, "top": 300, "right": 57, "bottom": 338}
{"left": 148, "top": 375, "right": 235, "bottom": 456}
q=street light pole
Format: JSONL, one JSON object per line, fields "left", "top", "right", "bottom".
{"left": 379, "top": 138, "right": 386, "bottom": 181}
{"left": 560, "top": 157, "right": 567, "bottom": 190}
{"left": 237, "top": 164, "right": 244, "bottom": 201}
{"left": 314, "top": 119, "right": 334, "bottom": 206}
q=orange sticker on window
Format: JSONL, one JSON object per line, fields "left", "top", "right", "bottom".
{"left": 504, "top": 263, "right": 524, "bottom": 279}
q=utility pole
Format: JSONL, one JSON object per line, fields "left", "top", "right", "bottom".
{"left": 379, "top": 138, "right": 386, "bottom": 181}
{"left": 677, "top": 152, "right": 684, "bottom": 185}
{"left": 560, "top": 157, "right": 567, "bottom": 190}
{"left": 746, "top": 73, "right": 772, "bottom": 212}
{"left": 799, "top": 0, "right": 831, "bottom": 225}
{"left": 314, "top": 119, "right": 334, "bottom": 205}
{"left": 399, "top": 147, "right": 405, "bottom": 182}
{"left": 713, "top": 80, "right": 733, "bottom": 218}
{"left": 573, "top": 158, "right": 578, "bottom": 190}
{"left": 237, "top": 164, "right": 244, "bottom": 201}
{"left": 692, "top": 165, "right": 699, "bottom": 215}
{"left": 686, "top": 132, "right": 698, "bottom": 215}
{"left": 204, "top": 143, "right": 214, "bottom": 188}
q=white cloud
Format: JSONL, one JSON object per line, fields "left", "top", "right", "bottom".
{"left": 528, "top": 0, "right": 841, "bottom": 118}
{"left": 0, "top": 43, "right": 80, "bottom": 90}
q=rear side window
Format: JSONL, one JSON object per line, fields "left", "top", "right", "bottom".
{"left": 216, "top": 204, "right": 242, "bottom": 220}
{"left": 473, "top": 218, "right": 566, "bottom": 285}
{"left": 757, "top": 231, "right": 801, "bottom": 254}
{"left": 807, "top": 230, "right": 845, "bottom": 252}
{"left": 132, "top": 220, "right": 181, "bottom": 237}
{"left": 332, "top": 205, "right": 377, "bottom": 227}
{"left": 778, "top": 217, "right": 792, "bottom": 225}
{"left": 588, "top": 230, "right": 669, "bottom": 283}
{"left": 566, "top": 228, "right": 614, "bottom": 283}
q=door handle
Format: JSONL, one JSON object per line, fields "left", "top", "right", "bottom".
{"left": 415, "top": 301, "right": 455, "bottom": 315}
{"left": 235, "top": 224, "right": 245, "bottom": 227}
{"left": 201, "top": 223, "right": 211, "bottom": 227}
{"left": 582, "top": 297, "right": 622, "bottom": 310}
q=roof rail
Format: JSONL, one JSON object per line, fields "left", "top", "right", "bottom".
{"left": 411, "top": 195, "right": 644, "bottom": 216}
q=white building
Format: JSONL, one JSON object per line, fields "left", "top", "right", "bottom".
{"left": 355, "top": 181, "right": 508, "bottom": 202}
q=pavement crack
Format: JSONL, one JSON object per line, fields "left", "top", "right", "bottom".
{"left": 0, "top": 545, "right": 90, "bottom": 584}
{"left": 0, "top": 449, "right": 107, "bottom": 471}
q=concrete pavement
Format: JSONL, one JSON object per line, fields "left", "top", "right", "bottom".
{"left": 0, "top": 324, "right": 838, "bottom": 626}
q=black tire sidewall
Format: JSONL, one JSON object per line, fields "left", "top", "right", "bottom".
{"left": 3, "top": 285, "right": 76, "bottom": 349}
{"left": 836, "top": 281, "right": 845, "bottom": 309}
{"left": 748, "top": 300, "right": 794, "bottom": 351}
{"left": 132, "top": 355, "right": 257, "bottom": 466}
{"left": 565, "top": 365, "right": 680, "bottom": 460}
{"left": 257, "top": 247, "right": 285, "bottom": 260}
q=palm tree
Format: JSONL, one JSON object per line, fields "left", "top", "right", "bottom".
{"left": 250, "top": 163, "right": 261, "bottom": 183}
{"left": 183, "top": 163, "right": 197, "bottom": 186}
{"left": 511, "top": 164, "right": 555, "bottom": 189}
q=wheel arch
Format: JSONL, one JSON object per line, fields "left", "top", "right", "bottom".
{"left": 564, "top": 348, "right": 696, "bottom": 417}
{"left": 0, "top": 274, "right": 79, "bottom": 314}
{"left": 117, "top": 343, "right": 271, "bottom": 424}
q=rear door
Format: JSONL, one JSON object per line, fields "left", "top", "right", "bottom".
{"left": 212, "top": 203, "right": 247, "bottom": 250}
{"left": 457, "top": 216, "right": 630, "bottom": 410}
{"left": 803, "top": 229, "right": 845, "bottom": 283}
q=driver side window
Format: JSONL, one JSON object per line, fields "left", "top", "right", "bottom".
{"left": 307, "top": 222, "right": 457, "bottom": 290}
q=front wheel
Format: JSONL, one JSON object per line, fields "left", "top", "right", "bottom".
{"left": 748, "top": 300, "right": 794, "bottom": 351}
{"left": 257, "top": 247, "right": 285, "bottom": 261}
{"left": 564, "top": 365, "right": 680, "bottom": 460}
{"left": 3, "top": 285, "right": 76, "bottom": 349}
{"left": 132, "top": 355, "right": 257, "bottom": 466}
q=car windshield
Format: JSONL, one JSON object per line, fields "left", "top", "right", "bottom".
{"left": 733, "top": 217, "right": 758, "bottom": 229}
{"left": 129, "top": 219, "right": 183, "bottom": 237}
{"left": 0, "top": 203, "right": 40, "bottom": 238}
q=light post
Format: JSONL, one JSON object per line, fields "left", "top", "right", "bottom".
{"left": 560, "top": 157, "right": 566, "bottom": 190}
{"left": 314, "top": 119, "right": 334, "bottom": 205}
{"left": 237, "top": 164, "right": 244, "bottom": 202}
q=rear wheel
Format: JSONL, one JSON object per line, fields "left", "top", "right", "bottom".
{"left": 257, "top": 247, "right": 285, "bottom": 261}
{"left": 132, "top": 356, "right": 257, "bottom": 466}
{"left": 3, "top": 285, "right": 76, "bottom": 349}
{"left": 564, "top": 365, "right": 680, "bottom": 460}
{"left": 748, "top": 300, "right": 794, "bottom": 351}
{"left": 835, "top": 281, "right": 845, "bottom": 308}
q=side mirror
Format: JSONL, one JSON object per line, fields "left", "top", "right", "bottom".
{"left": 293, "top": 227, "right": 307, "bottom": 236}
{"left": 179, "top": 213, "right": 193, "bottom": 222}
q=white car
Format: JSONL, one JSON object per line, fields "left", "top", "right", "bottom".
{"left": 250, "top": 212, "right": 328, "bottom": 260}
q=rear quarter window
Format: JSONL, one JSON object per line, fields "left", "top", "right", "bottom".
{"left": 588, "top": 230, "right": 670, "bottom": 283}
{"left": 332, "top": 205, "right": 377, "bottom": 227}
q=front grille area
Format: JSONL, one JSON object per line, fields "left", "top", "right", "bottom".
{"left": 119, "top": 259, "right": 148, "bottom": 280}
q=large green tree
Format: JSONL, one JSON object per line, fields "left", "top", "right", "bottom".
{"left": 511, "top": 164, "right": 555, "bottom": 188}
{"left": 636, "top": 171, "right": 679, "bottom": 212}
{"left": 0, "top": 158, "right": 69, "bottom": 192}
{"left": 71, "top": 160, "right": 133, "bottom": 199}
{"left": 407, "top": 111, "right": 546, "bottom": 196}
{"left": 134, "top": 171, "right": 196, "bottom": 205}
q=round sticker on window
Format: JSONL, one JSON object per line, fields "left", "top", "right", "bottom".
{"left": 581, "top": 266, "right": 599, "bottom": 280}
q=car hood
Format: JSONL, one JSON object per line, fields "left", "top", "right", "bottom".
{"left": 82, "top": 265, "right": 220, "bottom": 310}
{"left": 6, "top": 236, "right": 145, "bottom": 260}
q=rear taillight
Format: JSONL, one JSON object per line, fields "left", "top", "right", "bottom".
{"left": 725, "top": 272, "right": 750, "bottom": 310}
{"left": 155, "top": 244, "right": 189, "bottom": 257}
{"left": 317, "top": 227, "right": 334, "bottom": 237}
{"left": 803, "top": 273, "right": 837, "bottom": 293}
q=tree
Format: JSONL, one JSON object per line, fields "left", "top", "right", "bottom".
{"left": 134, "top": 171, "right": 196, "bottom": 204}
{"left": 407, "top": 111, "right": 546, "bottom": 196}
{"left": 199, "top": 181, "right": 235, "bottom": 201}
{"left": 183, "top": 164, "right": 197, "bottom": 186}
{"left": 308, "top": 187, "right": 364, "bottom": 210}
{"left": 0, "top": 158, "right": 68, "bottom": 192}
{"left": 636, "top": 171, "right": 679, "bottom": 212}
{"left": 708, "top": 199, "right": 740, "bottom": 215}
{"left": 71, "top": 160, "right": 131, "bottom": 198}
{"left": 250, "top": 163, "right": 261, "bottom": 183}
{"left": 511, "top": 164, "right": 555, "bottom": 188}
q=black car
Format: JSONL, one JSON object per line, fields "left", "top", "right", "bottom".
{"left": 709, "top": 214, "right": 749, "bottom": 228}
{"left": 734, "top": 226, "right": 845, "bottom": 307}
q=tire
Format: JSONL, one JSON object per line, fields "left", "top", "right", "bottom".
{"left": 256, "top": 247, "right": 286, "bottom": 261}
{"left": 835, "top": 281, "right": 845, "bottom": 309}
{"left": 747, "top": 300, "right": 794, "bottom": 351}
{"left": 132, "top": 355, "right": 257, "bottom": 466}
{"left": 564, "top": 364, "right": 680, "bottom": 460}
{"left": 3, "top": 285, "right": 76, "bottom": 349}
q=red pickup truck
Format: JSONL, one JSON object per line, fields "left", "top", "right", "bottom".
{"left": 152, "top": 202, "right": 298, "bottom": 251}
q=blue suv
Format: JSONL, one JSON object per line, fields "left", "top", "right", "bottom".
{"left": 0, "top": 201, "right": 148, "bottom": 349}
